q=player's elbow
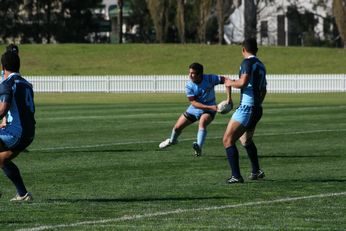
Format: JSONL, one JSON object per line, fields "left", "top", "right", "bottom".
{"left": 0, "top": 103, "right": 9, "bottom": 118}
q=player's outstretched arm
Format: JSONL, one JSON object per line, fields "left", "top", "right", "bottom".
{"left": 225, "top": 74, "right": 249, "bottom": 89}
{"left": 190, "top": 100, "right": 217, "bottom": 111}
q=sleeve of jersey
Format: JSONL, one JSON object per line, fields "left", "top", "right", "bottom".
{"left": 208, "top": 74, "right": 224, "bottom": 85}
{"left": 240, "top": 60, "right": 252, "bottom": 75}
{"left": 0, "top": 83, "right": 12, "bottom": 103}
{"left": 185, "top": 83, "right": 195, "bottom": 101}
{"left": 218, "top": 75, "right": 226, "bottom": 84}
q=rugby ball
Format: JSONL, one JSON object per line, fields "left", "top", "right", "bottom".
{"left": 217, "top": 100, "right": 233, "bottom": 114}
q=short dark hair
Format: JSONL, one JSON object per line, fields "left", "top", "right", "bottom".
{"left": 242, "top": 38, "right": 258, "bottom": 55}
{"left": 1, "top": 51, "right": 20, "bottom": 73}
{"left": 189, "top": 62, "right": 204, "bottom": 75}
{"left": 6, "top": 44, "right": 19, "bottom": 55}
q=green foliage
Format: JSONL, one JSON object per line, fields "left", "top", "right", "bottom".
{"left": 127, "top": 0, "right": 154, "bottom": 43}
{"left": 0, "top": 0, "right": 22, "bottom": 42}
{"left": 7, "top": 44, "right": 346, "bottom": 75}
{"left": 0, "top": 0, "right": 103, "bottom": 43}
{"left": 0, "top": 93, "right": 345, "bottom": 230}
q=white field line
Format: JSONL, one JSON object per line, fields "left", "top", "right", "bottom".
{"left": 31, "top": 128, "right": 346, "bottom": 152}
{"left": 17, "top": 191, "right": 346, "bottom": 231}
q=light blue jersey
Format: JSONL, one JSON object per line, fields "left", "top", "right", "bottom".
{"left": 185, "top": 74, "right": 223, "bottom": 118}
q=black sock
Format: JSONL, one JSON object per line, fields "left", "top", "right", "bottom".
{"left": 3, "top": 161, "right": 27, "bottom": 196}
{"left": 225, "top": 145, "right": 241, "bottom": 178}
{"left": 245, "top": 142, "right": 260, "bottom": 174}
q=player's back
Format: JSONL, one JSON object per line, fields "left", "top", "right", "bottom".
{"left": 6, "top": 74, "right": 36, "bottom": 139}
{"left": 239, "top": 57, "right": 266, "bottom": 106}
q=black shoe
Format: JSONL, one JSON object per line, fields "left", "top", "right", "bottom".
{"left": 192, "top": 142, "right": 202, "bottom": 157}
{"left": 248, "top": 170, "right": 265, "bottom": 180}
{"left": 227, "top": 176, "right": 244, "bottom": 184}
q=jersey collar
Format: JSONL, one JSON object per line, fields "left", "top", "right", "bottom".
{"left": 246, "top": 55, "right": 256, "bottom": 59}
{"left": 7, "top": 72, "right": 21, "bottom": 80}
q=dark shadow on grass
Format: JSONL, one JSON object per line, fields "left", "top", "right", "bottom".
{"left": 188, "top": 154, "right": 340, "bottom": 160}
{"left": 47, "top": 196, "right": 230, "bottom": 204}
{"left": 260, "top": 155, "right": 340, "bottom": 159}
{"left": 73, "top": 149, "right": 145, "bottom": 153}
{"left": 36, "top": 148, "right": 145, "bottom": 154}
{"left": 264, "top": 178, "right": 346, "bottom": 183}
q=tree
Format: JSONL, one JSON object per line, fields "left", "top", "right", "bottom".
{"left": 126, "top": 0, "right": 154, "bottom": 42}
{"left": 216, "top": 0, "right": 224, "bottom": 44}
{"left": 0, "top": 0, "right": 22, "bottom": 43}
{"left": 244, "top": 0, "right": 257, "bottom": 40}
{"left": 333, "top": 0, "right": 346, "bottom": 47}
{"left": 147, "top": 0, "right": 172, "bottom": 43}
{"left": 20, "top": 0, "right": 61, "bottom": 43}
{"left": 54, "top": 0, "right": 102, "bottom": 43}
{"left": 197, "top": 0, "right": 212, "bottom": 43}
{"left": 176, "top": 0, "right": 185, "bottom": 43}
{"left": 215, "top": 0, "right": 237, "bottom": 44}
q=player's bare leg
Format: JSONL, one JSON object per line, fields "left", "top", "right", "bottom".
{"left": 159, "top": 115, "right": 193, "bottom": 149}
{"left": 193, "top": 113, "right": 214, "bottom": 156}
{"left": 0, "top": 149, "right": 32, "bottom": 201}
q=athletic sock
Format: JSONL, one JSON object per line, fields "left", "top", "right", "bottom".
{"left": 2, "top": 161, "right": 27, "bottom": 197}
{"left": 225, "top": 145, "right": 241, "bottom": 178}
{"left": 197, "top": 129, "right": 207, "bottom": 148}
{"left": 244, "top": 142, "right": 260, "bottom": 173}
{"left": 170, "top": 129, "right": 181, "bottom": 143}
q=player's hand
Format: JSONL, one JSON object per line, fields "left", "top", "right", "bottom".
{"left": 224, "top": 78, "right": 232, "bottom": 87}
{"left": 210, "top": 105, "right": 218, "bottom": 111}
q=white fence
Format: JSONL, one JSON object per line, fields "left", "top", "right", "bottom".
{"left": 26, "top": 74, "right": 346, "bottom": 93}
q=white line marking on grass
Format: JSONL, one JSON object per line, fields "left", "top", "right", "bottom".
{"left": 31, "top": 128, "right": 346, "bottom": 152}
{"left": 17, "top": 191, "right": 346, "bottom": 231}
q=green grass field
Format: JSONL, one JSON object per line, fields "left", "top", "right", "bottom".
{"left": 0, "top": 92, "right": 345, "bottom": 230}
{"left": 3, "top": 44, "right": 345, "bottom": 75}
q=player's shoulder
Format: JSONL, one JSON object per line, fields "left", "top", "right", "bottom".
{"left": 0, "top": 81, "right": 12, "bottom": 95}
{"left": 241, "top": 57, "right": 253, "bottom": 65}
{"left": 186, "top": 79, "right": 194, "bottom": 87}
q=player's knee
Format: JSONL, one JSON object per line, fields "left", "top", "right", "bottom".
{"left": 223, "top": 135, "right": 234, "bottom": 148}
{"left": 0, "top": 155, "right": 7, "bottom": 168}
{"left": 240, "top": 138, "right": 253, "bottom": 147}
{"left": 0, "top": 150, "right": 19, "bottom": 168}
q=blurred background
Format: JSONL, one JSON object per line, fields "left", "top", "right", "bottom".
{"left": 0, "top": 0, "right": 345, "bottom": 47}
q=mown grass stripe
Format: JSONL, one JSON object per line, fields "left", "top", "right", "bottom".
{"left": 17, "top": 191, "right": 346, "bottom": 231}
{"left": 30, "top": 128, "right": 346, "bottom": 152}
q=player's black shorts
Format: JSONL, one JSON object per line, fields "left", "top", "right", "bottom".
{"left": 13, "top": 136, "right": 34, "bottom": 152}
{"left": 183, "top": 111, "right": 216, "bottom": 123}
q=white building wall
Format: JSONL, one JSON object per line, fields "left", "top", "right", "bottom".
{"left": 224, "top": 0, "right": 332, "bottom": 45}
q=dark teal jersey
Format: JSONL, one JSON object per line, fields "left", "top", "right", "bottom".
{"left": 239, "top": 56, "right": 267, "bottom": 107}
{"left": 0, "top": 73, "right": 35, "bottom": 150}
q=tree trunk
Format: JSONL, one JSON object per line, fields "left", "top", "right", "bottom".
{"left": 163, "top": 0, "right": 172, "bottom": 42}
{"left": 333, "top": 0, "right": 346, "bottom": 48}
{"left": 176, "top": 0, "right": 185, "bottom": 43}
{"left": 197, "top": 0, "right": 212, "bottom": 43}
{"left": 244, "top": 0, "right": 257, "bottom": 40}
{"left": 147, "top": 0, "right": 165, "bottom": 43}
{"left": 216, "top": 0, "right": 224, "bottom": 44}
